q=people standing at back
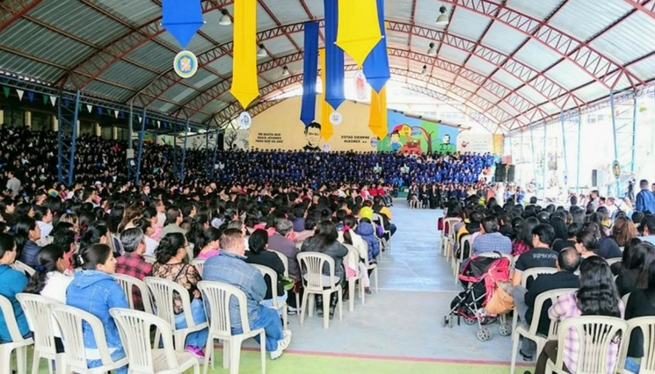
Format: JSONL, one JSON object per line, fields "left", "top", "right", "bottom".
{"left": 636, "top": 179, "right": 655, "bottom": 213}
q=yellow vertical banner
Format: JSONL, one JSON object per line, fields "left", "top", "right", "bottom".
{"left": 230, "top": 0, "right": 258, "bottom": 109}
{"left": 368, "top": 85, "right": 387, "bottom": 139}
{"left": 335, "top": 0, "right": 382, "bottom": 67}
{"left": 493, "top": 134, "right": 504, "bottom": 155}
{"left": 319, "top": 48, "right": 334, "bottom": 141}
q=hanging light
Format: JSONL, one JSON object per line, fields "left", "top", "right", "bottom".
{"left": 436, "top": 6, "right": 449, "bottom": 27}
{"left": 219, "top": 9, "right": 232, "bottom": 26}
{"left": 421, "top": 65, "right": 428, "bottom": 76}
{"left": 282, "top": 66, "right": 290, "bottom": 76}
{"left": 427, "top": 42, "right": 436, "bottom": 56}
{"left": 257, "top": 44, "right": 268, "bottom": 58}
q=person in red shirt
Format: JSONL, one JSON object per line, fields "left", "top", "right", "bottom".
{"left": 116, "top": 227, "right": 153, "bottom": 310}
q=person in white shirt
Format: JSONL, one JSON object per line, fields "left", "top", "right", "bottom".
{"left": 5, "top": 170, "right": 21, "bottom": 198}
{"left": 35, "top": 206, "right": 54, "bottom": 240}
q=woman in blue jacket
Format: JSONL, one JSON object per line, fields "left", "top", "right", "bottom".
{"left": 0, "top": 232, "right": 30, "bottom": 343}
{"left": 66, "top": 243, "right": 128, "bottom": 373}
{"left": 354, "top": 218, "right": 381, "bottom": 261}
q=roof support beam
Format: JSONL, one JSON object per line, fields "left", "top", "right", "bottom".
{"left": 623, "top": 0, "right": 655, "bottom": 21}
{"left": 0, "top": 0, "right": 44, "bottom": 33}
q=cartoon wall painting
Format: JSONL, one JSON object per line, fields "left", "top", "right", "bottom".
{"left": 378, "top": 112, "right": 457, "bottom": 154}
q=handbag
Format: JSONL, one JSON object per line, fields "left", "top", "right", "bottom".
{"left": 485, "top": 281, "right": 514, "bottom": 315}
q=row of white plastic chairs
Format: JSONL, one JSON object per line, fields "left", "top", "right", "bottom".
{"left": 3, "top": 248, "right": 379, "bottom": 374}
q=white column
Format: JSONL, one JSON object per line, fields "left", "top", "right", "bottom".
{"left": 24, "top": 110, "right": 31, "bottom": 128}
{"left": 95, "top": 122, "right": 101, "bottom": 136}
{"left": 0, "top": 110, "right": 4, "bottom": 126}
{"left": 52, "top": 116, "right": 58, "bottom": 131}
{"left": 112, "top": 126, "right": 118, "bottom": 140}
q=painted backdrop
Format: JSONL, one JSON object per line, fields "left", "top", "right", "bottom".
{"left": 249, "top": 96, "right": 459, "bottom": 153}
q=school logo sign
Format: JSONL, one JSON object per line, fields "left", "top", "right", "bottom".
{"left": 173, "top": 50, "right": 198, "bottom": 79}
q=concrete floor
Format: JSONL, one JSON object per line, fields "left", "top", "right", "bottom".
{"left": 259, "top": 200, "right": 516, "bottom": 364}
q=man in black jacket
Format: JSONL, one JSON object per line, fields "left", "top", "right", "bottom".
{"left": 512, "top": 247, "right": 580, "bottom": 361}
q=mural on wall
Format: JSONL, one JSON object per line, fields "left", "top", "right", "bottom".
{"left": 456, "top": 132, "right": 494, "bottom": 153}
{"left": 376, "top": 111, "right": 458, "bottom": 154}
{"left": 224, "top": 128, "right": 249, "bottom": 150}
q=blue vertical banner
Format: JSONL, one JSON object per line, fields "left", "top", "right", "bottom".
{"left": 162, "top": 0, "right": 204, "bottom": 48}
{"left": 363, "top": 0, "right": 390, "bottom": 92}
{"left": 324, "top": 0, "right": 345, "bottom": 109}
{"left": 300, "top": 21, "right": 319, "bottom": 126}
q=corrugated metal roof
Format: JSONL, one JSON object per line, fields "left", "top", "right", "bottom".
{"left": 447, "top": 8, "right": 491, "bottom": 41}
{"left": 628, "top": 55, "right": 655, "bottom": 81}
{"left": 0, "top": 54, "right": 63, "bottom": 82}
{"left": 85, "top": 81, "right": 133, "bottom": 102}
{"left": 591, "top": 12, "right": 655, "bottom": 65}
{"left": 99, "top": 60, "right": 158, "bottom": 89}
{"left": 482, "top": 22, "right": 527, "bottom": 55}
{"left": 545, "top": 60, "right": 593, "bottom": 90}
{"left": 549, "top": 0, "right": 633, "bottom": 41}
{"left": 95, "top": 0, "right": 161, "bottom": 27}
{"left": 125, "top": 42, "right": 176, "bottom": 72}
{"left": 513, "top": 39, "right": 562, "bottom": 71}
{"left": 507, "top": 0, "right": 563, "bottom": 20}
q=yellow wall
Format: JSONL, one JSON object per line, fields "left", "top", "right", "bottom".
{"left": 249, "top": 96, "right": 378, "bottom": 152}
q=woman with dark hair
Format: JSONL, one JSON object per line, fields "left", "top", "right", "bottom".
{"left": 0, "top": 199, "right": 16, "bottom": 227}
{"left": 583, "top": 221, "right": 622, "bottom": 259}
{"left": 552, "top": 223, "right": 580, "bottom": 253}
{"left": 79, "top": 221, "right": 111, "bottom": 253}
{"left": 624, "top": 260, "right": 655, "bottom": 372}
{"left": 186, "top": 213, "right": 210, "bottom": 250}
{"left": 549, "top": 217, "right": 568, "bottom": 243}
{"left": 15, "top": 216, "right": 42, "bottom": 268}
{"left": 195, "top": 227, "right": 221, "bottom": 259}
{"left": 575, "top": 229, "right": 600, "bottom": 259}
{"left": 24, "top": 244, "right": 72, "bottom": 301}
{"left": 151, "top": 233, "right": 208, "bottom": 358}
{"left": 0, "top": 233, "right": 30, "bottom": 343}
{"left": 534, "top": 256, "right": 624, "bottom": 374}
{"left": 615, "top": 241, "right": 655, "bottom": 296}
{"left": 66, "top": 244, "right": 128, "bottom": 374}
{"left": 512, "top": 217, "right": 538, "bottom": 257}
{"left": 301, "top": 220, "right": 348, "bottom": 317}
{"left": 245, "top": 229, "right": 287, "bottom": 315}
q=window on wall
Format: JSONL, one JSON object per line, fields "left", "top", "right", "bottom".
{"left": 2, "top": 108, "right": 25, "bottom": 127}
{"left": 30, "top": 112, "right": 52, "bottom": 131}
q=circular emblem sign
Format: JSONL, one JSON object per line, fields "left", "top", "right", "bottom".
{"left": 173, "top": 50, "right": 198, "bottom": 79}
{"left": 612, "top": 160, "right": 621, "bottom": 179}
{"left": 329, "top": 111, "right": 342, "bottom": 125}
{"left": 354, "top": 71, "right": 367, "bottom": 100}
{"left": 370, "top": 137, "right": 379, "bottom": 148}
{"left": 238, "top": 111, "right": 252, "bottom": 130}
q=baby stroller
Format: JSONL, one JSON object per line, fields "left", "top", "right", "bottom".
{"left": 442, "top": 253, "right": 512, "bottom": 341}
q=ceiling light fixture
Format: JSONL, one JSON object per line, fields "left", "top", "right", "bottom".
{"left": 427, "top": 42, "right": 436, "bottom": 56}
{"left": 436, "top": 6, "right": 449, "bottom": 27}
{"left": 219, "top": 9, "right": 232, "bottom": 26}
{"left": 257, "top": 44, "right": 268, "bottom": 58}
{"left": 421, "top": 65, "right": 428, "bottom": 76}
{"left": 282, "top": 66, "right": 290, "bottom": 76}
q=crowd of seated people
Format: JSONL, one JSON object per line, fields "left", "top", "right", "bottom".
{"left": 0, "top": 125, "right": 417, "bottom": 371}
{"left": 442, "top": 183, "right": 655, "bottom": 373}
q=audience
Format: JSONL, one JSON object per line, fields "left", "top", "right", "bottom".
{"left": 0, "top": 233, "right": 30, "bottom": 343}
{"left": 471, "top": 216, "right": 512, "bottom": 255}
{"left": 245, "top": 229, "right": 288, "bottom": 316}
{"left": 512, "top": 224, "right": 558, "bottom": 287}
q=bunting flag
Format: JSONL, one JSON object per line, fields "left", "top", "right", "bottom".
{"left": 335, "top": 0, "right": 382, "bottom": 67}
{"left": 230, "top": 0, "right": 258, "bottom": 109}
{"left": 368, "top": 86, "right": 388, "bottom": 140}
{"left": 49, "top": 95, "right": 56, "bottom": 106}
{"left": 42, "top": 94, "right": 48, "bottom": 106}
{"left": 16, "top": 89, "right": 24, "bottom": 101}
{"left": 162, "top": 0, "right": 203, "bottom": 48}
{"left": 363, "top": 0, "right": 390, "bottom": 92}
{"left": 324, "top": 0, "right": 345, "bottom": 109}
{"left": 27, "top": 91, "right": 34, "bottom": 102}
{"left": 300, "top": 22, "right": 319, "bottom": 126}
{"left": 97, "top": 107, "right": 103, "bottom": 116}
{"left": 2, "top": 86, "right": 9, "bottom": 98}
{"left": 319, "top": 48, "right": 333, "bottom": 141}
{"left": 86, "top": 104, "right": 93, "bottom": 113}
{"left": 138, "top": 116, "right": 143, "bottom": 123}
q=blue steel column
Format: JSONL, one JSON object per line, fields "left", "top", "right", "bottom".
{"left": 560, "top": 112, "right": 569, "bottom": 189}
{"left": 576, "top": 114, "right": 581, "bottom": 194}
{"left": 57, "top": 90, "right": 80, "bottom": 185}
{"left": 542, "top": 124, "right": 547, "bottom": 200}
{"left": 135, "top": 108, "right": 147, "bottom": 185}
{"left": 529, "top": 125, "right": 536, "bottom": 196}
{"left": 180, "top": 120, "right": 190, "bottom": 180}
{"left": 610, "top": 89, "right": 637, "bottom": 198}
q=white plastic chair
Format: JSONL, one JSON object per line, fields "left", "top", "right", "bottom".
{"left": 144, "top": 277, "right": 209, "bottom": 351}
{"left": 297, "top": 252, "right": 343, "bottom": 329}
{"left": 453, "top": 234, "right": 472, "bottom": 280}
{"left": 191, "top": 258, "right": 205, "bottom": 275}
{"left": 441, "top": 217, "right": 460, "bottom": 258}
{"left": 12, "top": 260, "right": 35, "bottom": 276}
{"left": 16, "top": 293, "right": 65, "bottom": 374}
{"left": 618, "top": 316, "right": 655, "bottom": 374}
{"left": 110, "top": 308, "right": 200, "bottom": 374}
{"left": 197, "top": 281, "right": 266, "bottom": 374}
{"left": 271, "top": 249, "right": 301, "bottom": 322}
{"left": 606, "top": 257, "right": 622, "bottom": 267}
{"left": 509, "top": 288, "right": 577, "bottom": 374}
{"left": 250, "top": 264, "right": 289, "bottom": 327}
{"left": 372, "top": 213, "right": 391, "bottom": 252}
{"left": 51, "top": 304, "right": 129, "bottom": 374}
{"left": 510, "top": 267, "right": 558, "bottom": 345}
{"left": 344, "top": 244, "right": 366, "bottom": 311}
{"left": 545, "top": 316, "right": 628, "bottom": 374}
{"left": 0, "top": 294, "right": 33, "bottom": 374}
{"left": 363, "top": 249, "right": 379, "bottom": 294}
{"left": 112, "top": 273, "right": 154, "bottom": 313}
{"left": 143, "top": 255, "right": 156, "bottom": 264}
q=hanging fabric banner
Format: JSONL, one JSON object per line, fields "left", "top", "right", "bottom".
{"left": 230, "top": 0, "right": 258, "bottom": 109}
{"left": 319, "top": 48, "right": 333, "bottom": 141}
{"left": 97, "top": 107, "right": 103, "bottom": 116}
{"left": 368, "top": 86, "right": 387, "bottom": 139}
{"left": 335, "top": 0, "right": 382, "bottom": 67}
{"left": 363, "top": 0, "right": 390, "bottom": 93}
{"left": 162, "top": 0, "right": 203, "bottom": 49}
{"left": 16, "top": 89, "right": 24, "bottom": 101}
{"left": 49, "top": 95, "right": 56, "bottom": 106}
{"left": 324, "top": 0, "right": 345, "bottom": 110}
{"left": 2, "top": 87, "right": 9, "bottom": 98}
{"left": 300, "top": 21, "right": 319, "bottom": 126}
{"left": 87, "top": 104, "right": 93, "bottom": 113}
{"left": 42, "top": 94, "right": 48, "bottom": 105}
{"left": 27, "top": 91, "right": 34, "bottom": 102}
